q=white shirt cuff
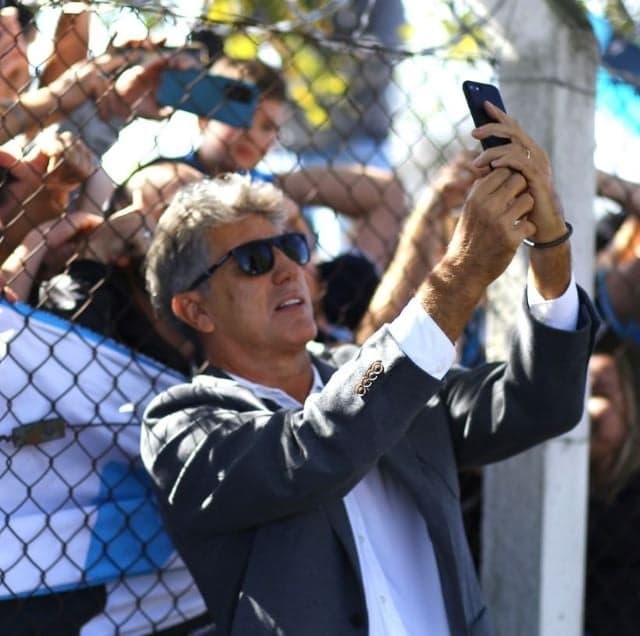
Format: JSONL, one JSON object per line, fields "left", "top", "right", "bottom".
{"left": 388, "top": 297, "right": 456, "bottom": 380}
{"left": 526, "top": 273, "right": 579, "bottom": 331}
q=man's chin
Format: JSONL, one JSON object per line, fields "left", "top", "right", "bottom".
{"left": 287, "top": 321, "right": 319, "bottom": 349}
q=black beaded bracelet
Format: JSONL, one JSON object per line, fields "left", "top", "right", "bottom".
{"left": 523, "top": 222, "right": 573, "bottom": 249}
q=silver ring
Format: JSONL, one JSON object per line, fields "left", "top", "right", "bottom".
{"left": 525, "top": 148, "right": 531, "bottom": 160}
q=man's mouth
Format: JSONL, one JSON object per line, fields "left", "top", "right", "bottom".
{"left": 276, "top": 298, "right": 304, "bottom": 310}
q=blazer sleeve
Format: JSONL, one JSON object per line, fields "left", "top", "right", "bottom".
{"left": 141, "top": 287, "right": 599, "bottom": 535}
{"left": 141, "top": 327, "right": 447, "bottom": 535}
{"left": 440, "top": 285, "right": 600, "bottom": 468}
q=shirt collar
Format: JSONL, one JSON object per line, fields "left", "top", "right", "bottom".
{"left": 225, "top": 364, "right": 324, "bottom": 409}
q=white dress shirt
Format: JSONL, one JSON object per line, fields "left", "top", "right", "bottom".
{"left": 229, "top": 278, "right": 580, "bottom": 636}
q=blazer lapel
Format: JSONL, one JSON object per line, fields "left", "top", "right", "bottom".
{"left": 311, "top": 353, "right": 339, "bottom": 385}
{"left": 309, "top": 353, "right": 366, "bottom": 585}
{"left": 205, "top": 354, "right": 366, "bottom": 610}
{"left": 323, "top": 497, "right": 363, "bottom": 584}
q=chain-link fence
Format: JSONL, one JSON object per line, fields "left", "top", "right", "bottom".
{"left": 0, "top": 0, "right": 638, "bottom": 634}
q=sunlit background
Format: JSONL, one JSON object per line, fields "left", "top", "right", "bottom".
{"left": 28, "top": 0, "right": 640, "bottom": 228}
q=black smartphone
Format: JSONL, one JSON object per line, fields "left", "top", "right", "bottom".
{"left": 462, "top": 80, "right": 509, "bottom": 149}
{"left": 156, "top": 69, "right": 258, "bottom": 127}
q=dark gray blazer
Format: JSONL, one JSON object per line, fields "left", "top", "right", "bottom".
{"left": 141, "top": 290, "right": 599, "bottom": 636}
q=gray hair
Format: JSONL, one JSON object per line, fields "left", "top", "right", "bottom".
{"left": 145, "top": 173, "right": 287, "bottom": 338}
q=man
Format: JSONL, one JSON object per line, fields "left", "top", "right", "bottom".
{"left": 585, "top": 347, "right": 640, "bottom": 636}
{"left": 141, "top": 104, "right": 599, "bottom": 635}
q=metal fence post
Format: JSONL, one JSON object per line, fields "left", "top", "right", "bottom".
{"left": 472, "top": 1, "right": 599, "bottom": 635}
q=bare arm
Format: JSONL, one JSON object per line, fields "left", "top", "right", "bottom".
{"left": 596, "top": 169, "right": 640, "bottom": 216}
{"left": 356, "top": 152, "right": 478, "bottom": 342}
{"left": 124, "top": 161, "right": 205, "bottom": 222}
{"left": 0, "top": 212, "right": 101, "bottom": 301}
{"left": 600, "top": 257, "right": 640, "bottom": 328}
{"left": 361, "top": 104, "right": 572, "bottom": 348}
{"left": 0, "top": 55, "right": 123, "bottom": 143}
{"left": 0, "top": 7, "right": 29, "bottom": 101}
{"left": 277, "top": 164, "right": 407, "bottom": 269}
{"left": 594, "top": 212, "right": 640, "bottom": 345}
{"left": 1, "top": 48, "right": 201, "bottom": 145}
{"left": 277, "top": 164, "right": 401, "bottom": 216}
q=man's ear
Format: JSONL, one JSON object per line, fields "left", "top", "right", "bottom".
{"left": 171, "top": 291, "right": 215, "bottom": 334}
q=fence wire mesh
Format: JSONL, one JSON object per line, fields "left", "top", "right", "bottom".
{"left": 0, "top": 1, "right": 638, "bottom": 634}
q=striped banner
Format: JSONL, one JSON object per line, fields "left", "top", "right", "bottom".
{"left": 0, "top": 299, "right": 206, "bottom": 634}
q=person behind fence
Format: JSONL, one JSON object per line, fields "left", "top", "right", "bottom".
{"left": 122, "top": 54, "right": 406, "bottom": 270}
{"left": 580, "top": 172, "right": 640, "bottom": 636}
{"left": 0, "top": 122, "right": 209, "bottom": 633}
{"left": 584, "top": 345, "right": 640, "bottom": 636}
{"left": 591, "top": 170, "right": 640, "bottom": 353}
{"left": 139, "top": 99, "right": 599, "bottom": 635}
{"left": 0, "top": 172, "right": 201, "bottom": 374}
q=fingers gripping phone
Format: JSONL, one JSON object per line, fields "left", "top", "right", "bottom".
{"left": 462, "top": 80, "right": 510, "bottom": 149}
{"left": 156, "top": 69, "right": 258, "bottom": 127}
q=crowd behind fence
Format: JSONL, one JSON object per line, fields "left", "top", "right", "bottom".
{"left": 1, "top": 1, "right": 640, "bottom": 634}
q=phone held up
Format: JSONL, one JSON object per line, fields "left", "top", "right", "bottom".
{"left": 462, "top": 80, "right": 509, "bottom": 150}
{"left": 156, "top": 68, "right": 258, "bottom": 128}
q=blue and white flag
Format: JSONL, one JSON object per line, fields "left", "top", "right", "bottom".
{"left": 590, "top": 13, "right": 640, "bottom": 138}
{"left": 0, "top": 300, "right": 206, "bottom": 634}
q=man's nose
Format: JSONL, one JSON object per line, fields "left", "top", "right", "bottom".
{"left": 271, "top": 248, "right": 299, "bottom": 283}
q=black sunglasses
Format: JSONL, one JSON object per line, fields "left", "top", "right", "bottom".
{"left": 187, "top": 232, "right": 310, "bottom": 290}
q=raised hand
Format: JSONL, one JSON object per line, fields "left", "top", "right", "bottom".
{"left": 471, "top": 101, "right": 572, "bottom": 299}
{"left": 1, "top": 211, "right": 102, "bottom": 302}
{"left": 0, "top": 6, "right": 28, "bottom": 99}
{"left": 471, "top": 101, "right": 567, "bottom": 244}
{"left": 419, "top": 166, "right": 536, "bottom": 344}
{"left": 0, "top": 133, "right": 97, "bottom": 259}
{"left": 429, "top": 149, "right": 480, "bottom": 212}
{"left": 39, "top": 131, "right": 96, "bottom": 193}
{"left": 108, "top": 51, "right": 203, "bottom": 120}
{"left": 445, "top": 166, "right": 536, "bottom": 285}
